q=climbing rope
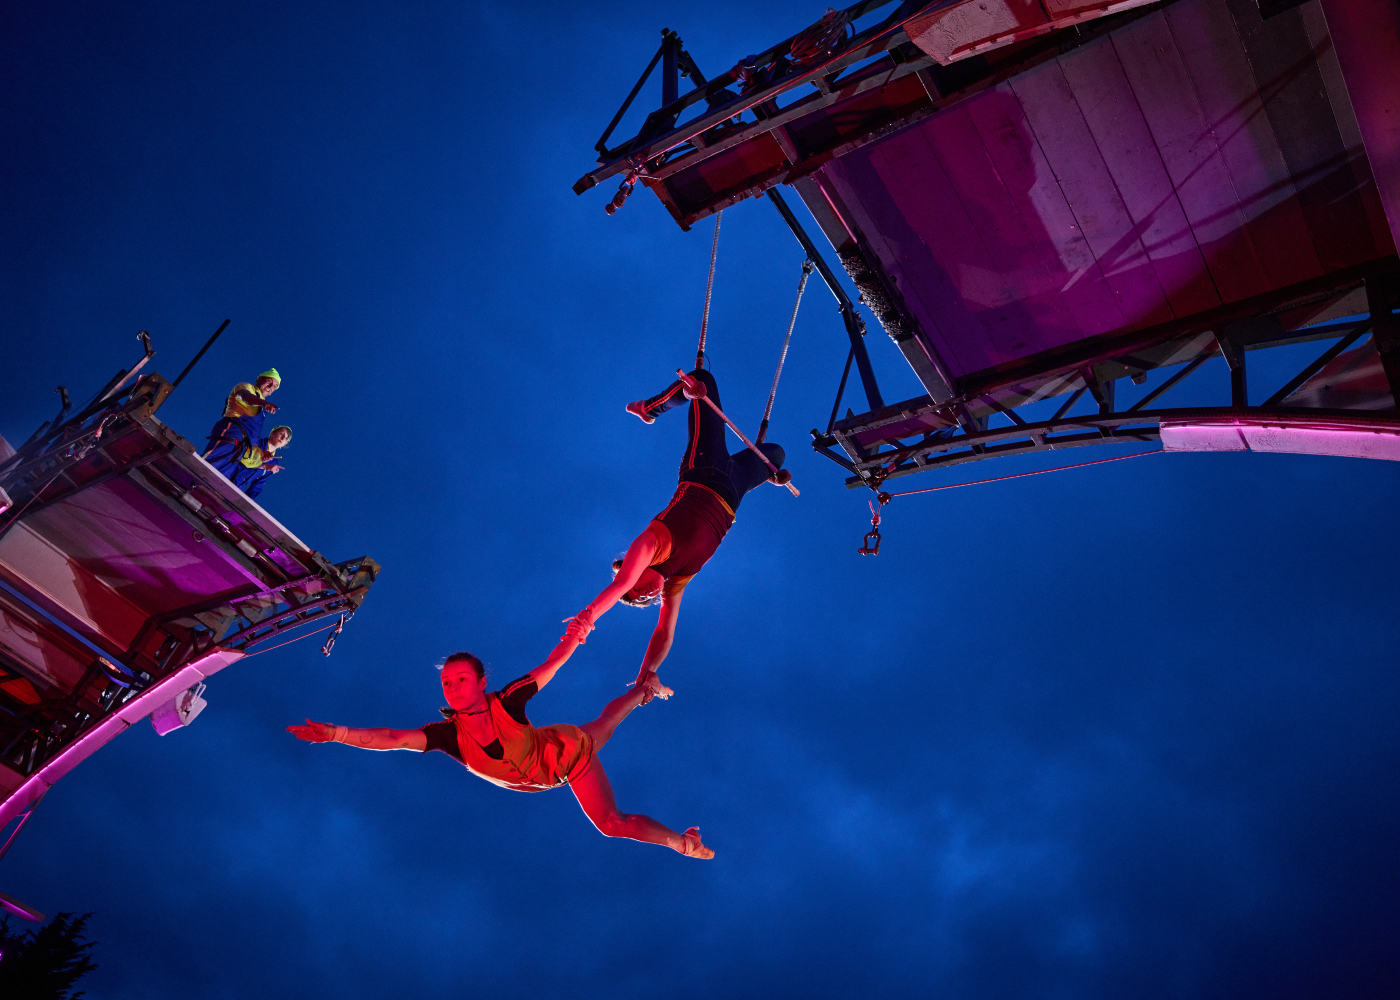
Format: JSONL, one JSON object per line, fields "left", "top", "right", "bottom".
{"left": 758, "top": 259, "right": 814, "bottom": 446}
{"left": 679, "top": 217, "right": 806, "bottom": 496}
{"left": 696, "top": 210, "right": 723, "bottom": 369}
{"left": 857, "top": 448, "right": 1164, "bottom": 554}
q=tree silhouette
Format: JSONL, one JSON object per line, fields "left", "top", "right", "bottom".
{"left": 0, "top": 912, "right": 98, "bottom": 999}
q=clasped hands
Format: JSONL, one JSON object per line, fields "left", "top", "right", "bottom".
{"left": 561, "top": 605, "right": 596, "bottom": 644}
{"left": 635, "top": 671, "right": 672, "bottom": 704}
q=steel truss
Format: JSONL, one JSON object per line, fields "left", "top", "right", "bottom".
{"left": 0, "top": 349, "right": 379, "bottom": 784}
{"left": 812, "top": 267, "right": 1400, "bottom": 490}
{"left": 575, "top": 0, "right": 1179, "bottom": 229}
{"left": 576, "top": 0, "right": 939, "bottom": 213}
{"left": 579, "top": 0, "right": 1400, "bottom": 492}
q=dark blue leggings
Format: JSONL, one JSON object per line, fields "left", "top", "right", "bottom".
{"left": 203, "top": 418, "right": 253, "bottom": 478}
{"left": 641, "top": 368, "right": 784, "bottom": 511}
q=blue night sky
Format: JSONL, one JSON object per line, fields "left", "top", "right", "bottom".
{"left": 3, "top": 2, "right": 1398, "bottom": 997}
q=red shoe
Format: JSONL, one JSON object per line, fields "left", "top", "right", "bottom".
{"left": 625, "top": 400, "right": 655, "bottom": 424}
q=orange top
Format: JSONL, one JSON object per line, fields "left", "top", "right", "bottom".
{"left": 430, "top": 676, "right": 594, "bottom": 793}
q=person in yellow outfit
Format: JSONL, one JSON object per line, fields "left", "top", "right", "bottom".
{"left": 203, "top": 369, "right": 282, "bottom": 479}
{"left": 233, "top": 425, "right": 291, "bottom": 499}
{"left": 287, "top": 642, "right": 714, "bottom": 858}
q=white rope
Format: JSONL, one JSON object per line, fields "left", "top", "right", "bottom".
{"left": 696, "top": 210, "right": 722, "bottom": 366}
{"left": 758, "top": 259, "right": 813, "bottom": 443}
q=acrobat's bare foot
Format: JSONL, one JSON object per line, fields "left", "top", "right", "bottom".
{"left": 637, "top": 671, "right": 672, "bottom": 704}
{"left": 680, "top": 827, "right": 714, "bottom": 859}
{"left": 625, "top": 400, "right": 655, "bottom": 424}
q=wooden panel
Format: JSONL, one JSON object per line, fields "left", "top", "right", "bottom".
{"left": 964, "top": 83, "right": 1129, "bottom": 338}
{"left": 1303, "top": 1, "right": 1398, "bottom": 255}
{"left": 1226, "top": 0, "right": 1380, "bottom": 270}
{"left": 862, "top": 135, "right": 1008, "bottom": 369}
{"left": 0, "top": 524, "right": 146, "bottom": 651}
{"left": 667, "top": 132, "right": 787, "bottom": 207}
{"left": 1165, "top": 0, "right": 1324, "bottom": 289}
{"left": 906, "top": 0, "right": 1048, "bottom": 65}
{"left": 909, "top": 107, "right": 1086, "bottom": 358}
{"left": 872, "top": 126, "right": 1029, "bottom": 364}
{"left": 822, "top": 155, "right": 997, "bottom": 375}
{"left": 1010, "top": 58, "right": 1173, "bottom": 329}
{"left": 1057, "top": 32, "right": 1222, "bottom": 318}
{"left": 1044, "top": 0, "right": 1156, "bottom": 13}
{"left": 1112, "top": 11, "right": 1272, "bottom": 303}
{"left": 0, "top": 605, "right": 91, "bottom": 691}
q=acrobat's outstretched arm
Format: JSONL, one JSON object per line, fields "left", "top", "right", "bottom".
{"left": 287, "top": 720, "right": 427, "bottom": 751}
{"left": 636, "top": 590, "right": 683, "bottom": 683}
{"left": 233, "top": 386, "right": 277, "bottom": 414}
{"left": 563, "top": 529, "right": 660, "bottom": 642}
{"left": 528, "top": 631, "right": 588, "bottom": 691}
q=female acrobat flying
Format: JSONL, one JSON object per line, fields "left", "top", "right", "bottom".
{"left": 286, "top": 644, "right": 714, "bottom": 858}
{"left": 563, "top": 367, "right": 786, "bottom": 686}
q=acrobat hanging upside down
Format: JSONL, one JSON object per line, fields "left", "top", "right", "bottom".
{"left": 561, "top": 366, "right": 788, "bottom": 687}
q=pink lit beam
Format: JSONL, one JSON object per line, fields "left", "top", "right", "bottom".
{"left": 0, "top": 647, "right": 244, "bottom": 830}
{"left": 0, "top": 888, "right": 44, "bottom": 922}
{"left": 1160, "top": 416, "right": 1400, "bottom": 462}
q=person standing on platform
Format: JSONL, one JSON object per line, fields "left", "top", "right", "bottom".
{"left": 233, "top": 425, "right": 291, "bottom": 500}
{"left": 204, "top": 369, "right": 281, "bottom": 479}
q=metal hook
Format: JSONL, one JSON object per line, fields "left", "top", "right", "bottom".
{"left": 321, "top": 611, "right": 351, "bottom": 657}
{"left": 858, "top": 499, "right": 883, "bottom": 556}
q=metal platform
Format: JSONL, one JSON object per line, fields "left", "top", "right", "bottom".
{"left": 0, "top": 360, "right": 379, "bottom": 877}
{"left": 576, "top": 0, "right": 1400, "bottom": 490}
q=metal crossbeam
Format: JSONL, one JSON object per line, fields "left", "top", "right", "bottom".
{"left": 575, "top": 0, "right": 921, "bottom": 195}
{"left": 1261, "top": 323, "right": 1370, "bottom": 407}
{"left": 814, "top": 304, "right": 1397, "bottom": 488}
{"left": 767, "top": 188, "right": 884, "bottom": 412}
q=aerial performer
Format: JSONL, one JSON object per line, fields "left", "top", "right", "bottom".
{"left": 563, "top": 367, "right": 786, "bottom": 686}
{"left": 285, "top": 645, "right": 715, "bottom": 858}
{"left": 233, "top": 424, "right": 291, "bottom": 499}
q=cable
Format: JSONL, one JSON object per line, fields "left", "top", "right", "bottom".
{"left": 245, "top": 619, "right": 342, "bottom": 657}
{"left": 880, "top": 448, "right": 1164, "bottom": 500}
{"left": 758, "top": 259, "right": 813, "bottom": 445}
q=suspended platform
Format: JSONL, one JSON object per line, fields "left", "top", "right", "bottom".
{"left": 576, "top": 0, "right": 1400, "bottom": 488}
{"left": 0, "top": 358, "right": 378, "bottom": 905}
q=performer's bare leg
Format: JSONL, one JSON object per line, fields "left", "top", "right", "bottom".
{"left": 572, "top": 677, "right": 714, "bottom": 858}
